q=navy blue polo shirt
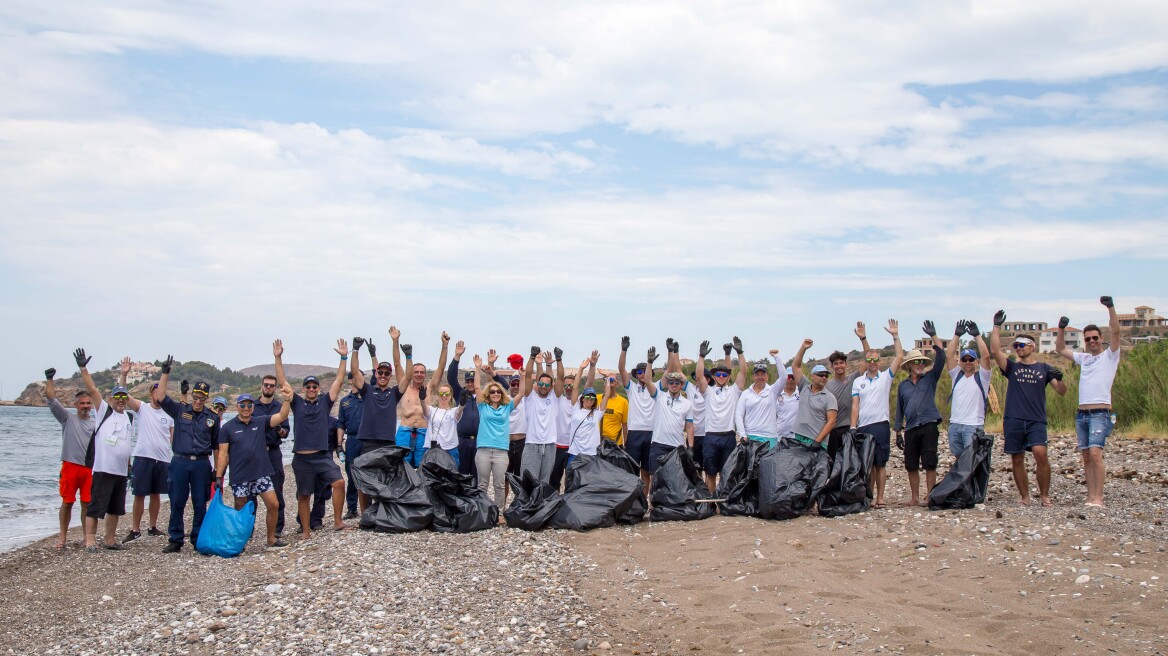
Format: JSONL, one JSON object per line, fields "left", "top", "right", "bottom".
{"left": 221, "top": 414, "right": 274, "bottom": 484}
{"left": 161, "top": 395, "right": 220, "bottom": 456}
{"left": 290, "top": 392, "right": 334, "bottom": 453}
{"left": 253, "top": 397, "right": 290, "bottom": 449}
{"left": 337, "top": 392, "right": 364, "bottom": 436}
{"left": 355, "top": 382, "right": 402, "bottom": 442}
{"left": 328, "top": 416, "right": 340, "bottom": 452}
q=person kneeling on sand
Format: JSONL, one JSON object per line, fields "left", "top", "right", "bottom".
{"left": 216, "top": 388, "right": 294, "bottom": 549}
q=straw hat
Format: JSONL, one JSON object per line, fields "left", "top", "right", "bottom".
{"left": 903, "top": 349, "right": 931, "bottom": 366}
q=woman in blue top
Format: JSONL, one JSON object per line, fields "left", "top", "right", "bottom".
{"left": 474, "top": 353, "right": 528, "bottom": 510}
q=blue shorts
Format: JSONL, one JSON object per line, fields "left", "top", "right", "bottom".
{"left": 626, "top": 430, "right": 653, "bottom": 471}
{"left": 947, "top": 423, "right": 980, "bottom": 459}
{"left": 231, "top": 476, "right": 274, "bottom": 499}
{"left": 1003, "top": 417, "right": 1048, "bottom": 454}
{"left": 1076, "top": 410, "right": 1113, "bottom": 450}
{"left": 291, "top": 452, "right": 343, "bottom": 497}
{"left": 131, "top": 456, "right": 169, "bottom": 496}
{"left": 702, "top": 431, "right": 736, "bottom": 476}
{"left": 395, "top": 426, "right": 428, "bottom": 467}
{"left": 859, "top": 421, "right": 891, "bottom": 467}
{"left": 746, "top": 435, "right": 778, "bottom": 449}
{"left": 646, "top": 442, "right": 678, "bottom": 475}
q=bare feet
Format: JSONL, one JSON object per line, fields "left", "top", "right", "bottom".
{"left": 1018, "top": 497, "right": 1031, "bottom": 506}
{"left": 1085, "top": 501, "right": 1105, "bottom": 508}
{"left": 1040, "top": 497, "right": 1052, "bottom": 507}
{"left": 333, "top": 524, "right": 351, "bottom": 531}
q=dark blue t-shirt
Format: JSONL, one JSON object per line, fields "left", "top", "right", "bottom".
{"left": 221, "top": 414, "right": 275, "bottom": 484}
{"left": 355, "top": 382, "right": 402, "bottom": 441}
{"left": 253, "top": 398, "right": 290, "bottom": 449}
{"left": 1003, "top": 360, "right": 1055, "bottom": 423}
{"left": 337, "top": 393, "right": 364, "bottom": 436}
{"left": 161, "top": 395, "right": 220, "bottom": 456}
{"left": 290, "top": 393, "right": 335, "bottom": 453}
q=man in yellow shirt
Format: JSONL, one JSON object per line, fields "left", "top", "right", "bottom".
{"left": 598, "top": 376, "right": 628, "bottom": 447}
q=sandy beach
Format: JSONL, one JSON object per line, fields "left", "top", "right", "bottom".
{"left": 1, "top": 433, "right": 1164, "bottom": 655}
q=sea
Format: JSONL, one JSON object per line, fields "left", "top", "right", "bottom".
{"left": 0, "top": 405, "right": 292, "bottom": 553}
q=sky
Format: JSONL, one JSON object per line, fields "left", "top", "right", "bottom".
{"left": 2, "top": 1, "right": 1167, "bottom": 394}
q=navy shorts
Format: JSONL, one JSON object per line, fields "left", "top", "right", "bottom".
{"left": 1003, "top": 417, "right": 1048, "bottom": 454}
{"left": 291, "top": 452, "right": 343, "bottom": 497}
{"left": 131, "top": 457, "right": 169, "bottom": 496}
{"left": 646, "top": 442, "right": 679, "bottom": 476}
{"left": 702, "top": 431, "right": 736, "bottom": 476}
{"left": 859, "top": 422, "right": 891, "bottom": 468}
{"left": 626, "top": 430, "right": 653, "bottom": 471}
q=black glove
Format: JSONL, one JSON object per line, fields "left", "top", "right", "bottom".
{"left": 1050, "top": 367, "right": 1064, "bottom": 382}
{"left": 668, "top": 339, "right": 680, "bottom": 354}
{"left": 896, "top": 432, "right": 905, "bottom": 451}
{"left": 553, "top": 347, "right": 563, "bottom": 361}
{"left": 732, "top": 336, "right": 743, "bottom": 354}
{"left": 699, "top": 341, "right": 711, "bottom": 358}
{"left": 993, "top": 310, "right": 1007, "bottom": 327}
{"left": 922, "top": 320, "right": 936, "bottom": 337}
{"left": 530, "top": 345, "right": 541, "bottom": 358}
{"left": 621, "top": 336, "right": 630, "bottom": 352}
{"left": 401, "top": 343, "right": 413, "bottom": 358}
{"left": 180, "top": 380, "right": 190, "bottom": 395}
{"left": 73, "top": 348, "right": 91, "bottom": 369}
{"left": 353, "top": 336, "right": 365, "bottom": 351}
{"left": 647, "top": 347, "right": 658, "bottom": 366}
{"left": 1100, "top": 295, "right": 1114, "bottom": 308}
{"left": 1058, "top": 316, "right": 1070, "bottom": 330}
{"left": 45, "top": 368, "right": 56, "bottom": 380}
{"left": 965, "top": 320, "right": 980, "bottom": 337}
{"left": 215, "top": 476, "right": 224, "bottom": 492}
{"left": 366, "top": 339, "right": 376, "bottom": 358}
{"left": 954, "top": 320, "right": 967, "bottom": 337}
{"left": 723, "top": 343, "right": 733, "bottom": 356}
{"left": 160, "top": 354, "right": 174, "bottom": 374}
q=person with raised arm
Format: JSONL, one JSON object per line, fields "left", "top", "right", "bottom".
{"left": 734, "top": 353, "right": 780, "bottom": 450}
{"left": 568, "top": 360, "right": 610, "bottom": 464}
{"left": 474, "top": 352, "right": 523, "bottom": 508}
{"left": 349, "top": 330, "right": 408, "bottom": 511}
{"left": 156, "top": 356, "right": 219, "bottom": 553}
{"left": 521, "top": 347, "right": 562, "bottom": 484}
{"left": 818, "top": 323, "right": 873, "bottom": 459}
{"left": 696, "top": 337, "right": 747, "bottom": 492}
{"left": 335, "top": 373, "right": 364, "bottom": 520}
{"left": 945, "top": 320, "right": 992, "bottom": 459}
{"left": 991, "top": 310, "right": 1068, "bottom": 507}
{"left": 645, "top": 366, "right": 695, "bottom": 479}
{"left": 1055, "top": 296, "right": 1122, "bottom": 508}
{"left": 791, "top": 339, "right": 839, "bottom": 451}
{"left": 387, "top": 327, "right": 432, "bottom": 468}
{"left": 445, "top": 341, "right": 510, "bottom": 479}
{"left": 121, "top": 357, "right": 174, "bottom": 543}
{"left": 893, "top": 321, "right": 946, "bottom": 507}
{"left": 253, "top": 373, "right": 292, "bottom": 532}
{"left": 848, "top": 320, "right": 903, "bottom": 509}
{"left": 618, "top": 337, "right": 664, "bottom": 492}
{"left": 44, "top": 365, "right": 95, "bottom": 549}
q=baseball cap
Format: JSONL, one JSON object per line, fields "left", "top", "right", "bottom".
{"left": 303, "top": 376, "right": 320, "bottom": 386}
{"left": 212, "top": 396, "right": 227, "bottom": 408}
{"left": 464, "top": 371, "right": 475, "bottom": 381}
{"left": 960, "top": 348, "right": 978, "bottom": 359}
{"left": 785, "top": 367, "right": 794, "bottom": 378}
{"left": 376, "top": 361, "right": 393, "bottom": 372}
{"left": 507, "top": 354, "right": 524, "bottom": 369}
{"left": 111, "top": 385, "right": 128, "bottom": 396}
{"left": 810, "top": 364, "right": 829, "bottom": 375}
{"left": 581, "top": 389, "right": 597, "bottom": 399}
{"left": 509, "top": 375, "right": 521, "bottom": 383}
{"left": 192, "top": 381, "right": 211, "bottom": 396}
{"left": 236, "top": 393, "right": 254, "bottom": 403}
{"left": 752, "top": 361, "right": 769, "bottom": 373}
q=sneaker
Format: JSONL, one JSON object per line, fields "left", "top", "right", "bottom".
{"left": 122, "top": 530, "right": 142, "bottom": 543}
{"left": 343, "top": 510, "right": 358, "bottom": 520}
{"left": 104, "top": 543, "right": 126, "bottom": 551}
{"left": 162, "top": 542, "right": 182, "bottom": 553}
{"left": 268, "top": 539, "right": 289, "bottom": 550}
{"left": 147, "top": 527, "right": 165, "bottom": 537}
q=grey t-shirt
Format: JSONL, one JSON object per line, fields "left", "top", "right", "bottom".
{"left": 826, "top": 372, "right": 861, "bottom": 428}
{"left": 49, "top": 397, "right": 95, "bottom": 466}
{"left": 794, "top": 379, "right": 838, "bottom": 440}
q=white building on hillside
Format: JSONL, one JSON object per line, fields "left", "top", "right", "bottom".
{"left": 1039, "top": 327, "right": 1082, "bottom": 353}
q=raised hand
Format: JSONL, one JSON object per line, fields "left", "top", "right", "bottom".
{"left": 579, "top": 358, "right": 590, "bottom": 370}
{"left": 699, "top": 340, "right": 711, "bottom": 358}
{"left": 993, "top": 310, "right": 1007, "bottom": 327}
{"left": 1058, "top": 316, "right": 1070, "bottom": 330}
{"left": 665, "top": 338, "right": 677, "bottom": 354}
{"left": 621, "top": 336, "right": 630, "bottom": 352}
{"left": 280, "top": 382, "right": 293, "bottom": 400}
{"left": 723, "top": 343, "right": 733, "bottom": 356}
{"left": 885, "top": 319, "right": 899, "bottom": 336}
{"left": 590, "top": 350, "right": 599, "bottom": 365}
{"left": 366, "top": 339, "right": 377, "bottom": 358}
{"left": 388, "top": 325, "right": 401, "bottom": 341}
{"left": 272, "top": 339, "right": 284, "bottom": 358}
{"left": 180, "top": 380, "right": 190, "bottom": 395}
{"left": 1100, "top": 296, "right": 1114, "bottom": 309}
{"left": 352, "top": 336, "right": 365, "bottom": 352}
{"left": 441, "top": 331, "right": 450, "bottom": 345}
{"left": 455, "top": 340, "right": 466, "bottom": 359}
{"left": 120, "top": 356, "right": 132, "bottom": 376}
{"left": 487, "top": 348, "right": 498, "bottom": 365}
{"left": 73, "top": 348, "right": 91, "bottom": 369}
{"left": 553, "top": 346, "right": 563, "bottom": 361}
{"left": 160, "top": 355, "right": 174, "bottom": 374}
{"left": 45, "top": 368, "right": 56, "bottom": 380}
{"left": 334, "top": 338, "right": 349, "bottom": 358}
{"left": 473, "top": 354, "right": 483, "bottom": 368}
{"left": 922, "top": 320, "right": 936, "bottom": 337}
{"left": 1050, "top": 366, "right": 1064, "bottom": 382}
{"left": 732, "top": 336, "right": 743, "bottom": 354}
{"left": 854, "top": 321, "right": 867, "bottom": 340}
{"left": 401, "top": 343, "right": 413, "bottom": 358}
{"left": 965, "top": 320, "right": 980, "bottom": 337}
{"left": 801, "top": 338, "right": 814, "bottom": 350}
{"left": 530, "top": 345, "right": 541, "bottom": 359}
{"left": 647, "top": 346, "right": 658, "bottom": 366}
{"left": 541, "top": 351, "right": 553, "bottom": 365}
{"left": 768, "top": 349, "right": 779, "bottom": 357}
{"left": 954, "top": 320, "right": 967, "bottom": 337}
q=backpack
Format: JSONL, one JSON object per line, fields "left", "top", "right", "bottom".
{"left": 84, "top": 404, "right": 134, "bottom": 469}
{"left": 949, "top": 371, "right": 990, "bottom": 415}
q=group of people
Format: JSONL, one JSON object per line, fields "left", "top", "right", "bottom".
{"left": 47, "top": 296, "right": 1122, "bottom": 552}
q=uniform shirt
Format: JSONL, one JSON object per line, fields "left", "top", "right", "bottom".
{"left": 92, "top": 400, "right": 133, "bottom": 476}
{"left": 49, "top": 398, "right": 95, "bottom": 466}
{"left": 523, "top": 390, "right": 562, "bottom": 445}
{"left": 337, "top": 392, "right": 364, "bottom": 436}
{"left": 702, "top": 383, "right": 743, "bottom": 433}
{"left": 355, "top": 382, "right": 402, "bottom": 441}
{"left": 161, "top": 395, "right": 220, "bottom": 456}
{"left": 776, "top": 388, "right": 800, "bottom": 437}
{"left": 794, "top": 379, "right": 838, "bottom": 440}
{"left": 651, "top": 392, "right": 694, "bottom": 447}
{"left": 429, "top": 407, "right": 460, "bottom": 450}
{"left": 735, "top": 384, "right": 779, "bottom": 438}
{"left": 826, "top": 372, "right": 862, "bottom": 429}
{"left": 599, "top": 393, "right": 627, "bottom": 441}
{"left": 1073, "top": 348, "right": 1120, "bottom": 406}
{"left": 290, "top": 392, "right": 334, "bottom": 453}
{"left": 1002, "top": 360, "right": 1056, "bottom": 423}
{"left": 851, "top": 369, "right": 895, "bottom": 427}
{"left": 132, "top": 403, "right": 174, "bottom": 462}
{"left": 568, "top": 406, "right": 603, "bottom": 456}
{"left": 625, "top": 379, "right": 661, "bottom": 431}
{"left": 947, "top": 366, "right": 992, "bottom": 426}
{"left": 253, "top": 397, "right": 289, "bottom": 449}
{"left": 895, "top": 348, "right": 947, "bottom": 432}
{"left": 476, "top": 402, "right": 514, "bottom": 451}
{"left": 220, "top": 414, "right": 275, "bottom": 484}
{"left": 689, "top": 383, "right": 707, "bottom": 437}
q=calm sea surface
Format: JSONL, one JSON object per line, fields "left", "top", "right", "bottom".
{"left": 0, "top": 406, "right": 292, "bottom": 552}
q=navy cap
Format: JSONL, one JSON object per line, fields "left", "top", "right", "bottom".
{"left": 236, "top": 393, "right": 254, "bottom": 403}
{"left": 192, "top": 381, "right": 211, "bottom": 396}
{"left": 752, "top": 361, "right": 769, "bottom": 373}
{"left": 111, "top": 385, "right": 129, "bottom": 395}
{"left": 464, "top": 371, "right": 475, "bottom": 381}
{"left": 960, "top": 348, "right": 978, "bottom": 359}
{"left": 303, "top": 376, "right": 320, "bottom": 386}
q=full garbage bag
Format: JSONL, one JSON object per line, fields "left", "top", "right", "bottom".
{"left": 758, "top": 440, "right": 830, "bottom": 520}
{"left": 596, "top": 440, "right": 648, "bottom": 524}
{"left": 928, "top": 431, "right": 994, "bottom": 510}
{"left": 196, "top": 489, "right": 255, "bottom": 558}
{"left": 503, "top": 471, "right": 564, "bottom": 530}
{"left": 818, "top": 431, "right": 877, "bottom": 517}
{"left": 419, "top": 448, "right": 499, "bottom": 533}
{"left": 715, "top": 440, "right": 769, "bottom": 517}
{"left": 551, "top": 454, "right": 644, "bottom": 531}
{"left": 649, "top": 445, "right": 715, "bottom": 522}
{"left": 352, "top": 445, "right": 434, "bottom": 532}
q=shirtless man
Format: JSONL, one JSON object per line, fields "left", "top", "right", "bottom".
{"left": 393, "top": 327, "right": 432, "bottom": 467}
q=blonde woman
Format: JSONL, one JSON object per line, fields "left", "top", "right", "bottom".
{"left": 474, "top": 353, "right": 527, "bottom": 508}
{"left": 427, "top": 383, "right": 463, "bottom": 467}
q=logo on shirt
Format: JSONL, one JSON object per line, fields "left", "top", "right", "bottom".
{"left": 205, "top": 417, "right": 215, "bottom": 428}
{"left": 181, "top": 413, "right": 193, "bottom": 420}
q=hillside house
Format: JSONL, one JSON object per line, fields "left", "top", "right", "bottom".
{"left": 1118, "top": 306, "right": 1165, "bottom": 328}
{"left": 1039, "top": 327, "right": 1082, "bottom": 353}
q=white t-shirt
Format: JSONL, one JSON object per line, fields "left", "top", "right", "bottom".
{"left": 947, "top": 367, "right": 992, "bottom": 426}
{"left": 524, "top": 390, "right": 561, "bottom": 445}
{"left": 567, "top": 406, "right": 603, "bottom": 456}
{"left": 132, "top": 403, "right": 174, "bottom": 462}
{"left": 625, "top": 379, "right": 660, "bottom": 431}
{"left": 776, "top": 388, "right": 800, "bottom": 437}
{"left": 688, "top": 383, "right": 707, "bottom": 437}
{"left": 851, "top": 369, "right": 895, "bottom": 427}
{"left": 651, "top": 392, "right": 694, "bottom": 447}
{"left": 428, "top": 406, "right": 460, "bottom": 450}
{"left": 735, "top": 384, "right": 779, "bottom": 439}
{"left": 702, "top": 383, "right": 742, "bottom": 433}
{"left": 508, "top": 399, "right": 526, "bottom": 435}
{"left": 1073, "top": 348, "right": 1121, "bottom": 406}
{"left": 93, "top": 400, "right": 134, "bottom": 476}
{"left": 555, "top": 396, "right": 574, "bottom": 447}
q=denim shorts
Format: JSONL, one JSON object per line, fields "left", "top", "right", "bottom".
{"left": 859, "top": 421, "right": 891, "bottom": 467}
{"left": 947, "top": 423, "right": 980, "bottom": 459}
{"left": 1003, "top": 417, "right": 1047, "bottom": 454}
{"left": 1076, "top": 410, "right": 1113, "bottom": 450}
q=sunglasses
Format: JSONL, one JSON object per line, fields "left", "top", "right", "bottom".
{"left": 536, "top": 382, "right": 551, "bottom": 389}
{"left": 438, "top": 391, "right": 451, "bottom": 397}
{"left": 1084, "top": 336, "right": 1101, "bottom": 342}
{"left": 712, "top": 372, "right": 729, "bottom": 378}
{"left": 960, "top": 357, "right": 976, "bottom": 363}
{"left": 564, "top": 383, "right": 575, "bottom": 388}
{"left": 112, "top": 393, "right": 129, "bottom": 400}
{"left": 213, "top": 404, "right": 226, "bottom": 410}
{"left": 489, "top": 389, "right": 502, "bottom": 395}
{"left": 812, "top": 372, "right": 830, "bottom": 378}
{"left": 632, "top": 369, "right": 645, "bottom": 376}
{"left": 376, "top": 370, "right": 391, "bottom": 376}
{"left": 262, "top": 383, "right": 276, "bottom": 388}
{"left": 667, "top": 380, "right": 683, "bottom": 385}
{"left": 1011, "top": 343, "right": 1030, "bottom": 350}
{"left": 238, "top": 401, "right": 254, "bottom": 408}
{"left": 865, "top": 358, "right": 879, "bottom": 363}
{"left": 304, "top": 385, "right": 320, "bottom": 390}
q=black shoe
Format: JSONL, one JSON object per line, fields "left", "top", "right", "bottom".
{"left": 162, "top": 542, "right": 182, "bottom": 553}
{"left": 343, "top": 510, "right": 358, "bottom": 520}
{"left": 147, "top": 527, "right": 165, "bottom": 537}
{"left": 122, "top": 530, "right": 142, "bottom": 543}
{"left": 268, "top": 539, "right": 289, "bottom": 550}
{"left": 104, "top": 543, "right": 126, "bottom": 551}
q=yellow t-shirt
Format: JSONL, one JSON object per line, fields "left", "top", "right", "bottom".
{"left": 599, "top": 393, "right": 628, "bottom": 444}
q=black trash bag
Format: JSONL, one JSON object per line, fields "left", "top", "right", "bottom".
{"left": 351, "top": 445, "right": 434, "bottom": 532}
{"left": 716, "top": 440, "right": 770, "bottom": 517}
{"left": 551, "top": 455, "right": 643, "bottom": 531}
{"left": 649, "top": 445, "right": 715, "bottom": 522}
{"left": 758, "top": 440, "right": 830, "bottom": 520}
{"left": 928, "top": 431, "right": 995, "bottom": 510}
{"left": 596, "top": 441, "right": 648, "bottom": 524}
{"left": 818, "top": 431, "right": 877, "bottom": 517}
{"left": 420, "top": 448, "right": 499, "bottom": 533}
{"left": 503, "top": 471, "right": 563, "bottom": 531}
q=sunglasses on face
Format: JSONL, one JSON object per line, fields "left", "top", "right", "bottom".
{"left": 1084, "top": 336, "right": 1101, "bottom": 342}
{"left": 238, "top": 401, "right": 254, "bottom": 408}
{"left": 813, "top": 372, "right": 830, "bottom": 378}
{"left": 112, "top": 393, "right": 128, "bottom": 400}
{"left": 564, "top": 383, "right": 575, "bottom": 388}
{"left": 668, "top": 380, "right": 683, "bottom": 385}
{"left": 376, "top": 371, "right": 391, "bottom": 376}
{"left": 536, "top": 382, "right": 551, "bottom": 389}
{"left": 438, "top": 391, "right": 451, "bottom": 397}
{"left": 960, "top": 357, "right": 976, "bottom": 363}
{"left": 632, "top": 369, "right": 645, "bottom": 376}
{"left": 865, "top": 358, "right": 879, "bottom": 363}
{"left": 489, "top": 390, "right": 502, "bottom": 395}
{"left": 213, "top": 404, "right": 226, "bottom": 410}
{"left": 1012, "top": 343, "right": 1030, "bottom": 350}
{"left": 304, "top": 385, "right": 320, "bottom": 390}
{"left": 262, "top": 383, "right": 276, "bottom": 388}
{"left": 713, "top": 372, "right": 729, "bottom": 378}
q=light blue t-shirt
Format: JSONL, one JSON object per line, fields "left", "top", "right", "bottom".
{"left": 476, "top": 402, "right": 514, "bottom": 450}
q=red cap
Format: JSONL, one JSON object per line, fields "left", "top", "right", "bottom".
{"left": 507, "top": 353, "right": 524, "bottom": 369}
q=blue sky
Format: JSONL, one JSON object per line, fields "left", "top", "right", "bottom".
{"left": 1, "top": 1, "right": 1166, "bottom": 393}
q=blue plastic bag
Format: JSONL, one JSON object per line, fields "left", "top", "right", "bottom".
{"left": 196, "top": 489, "right": 256, "bottom": 557}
